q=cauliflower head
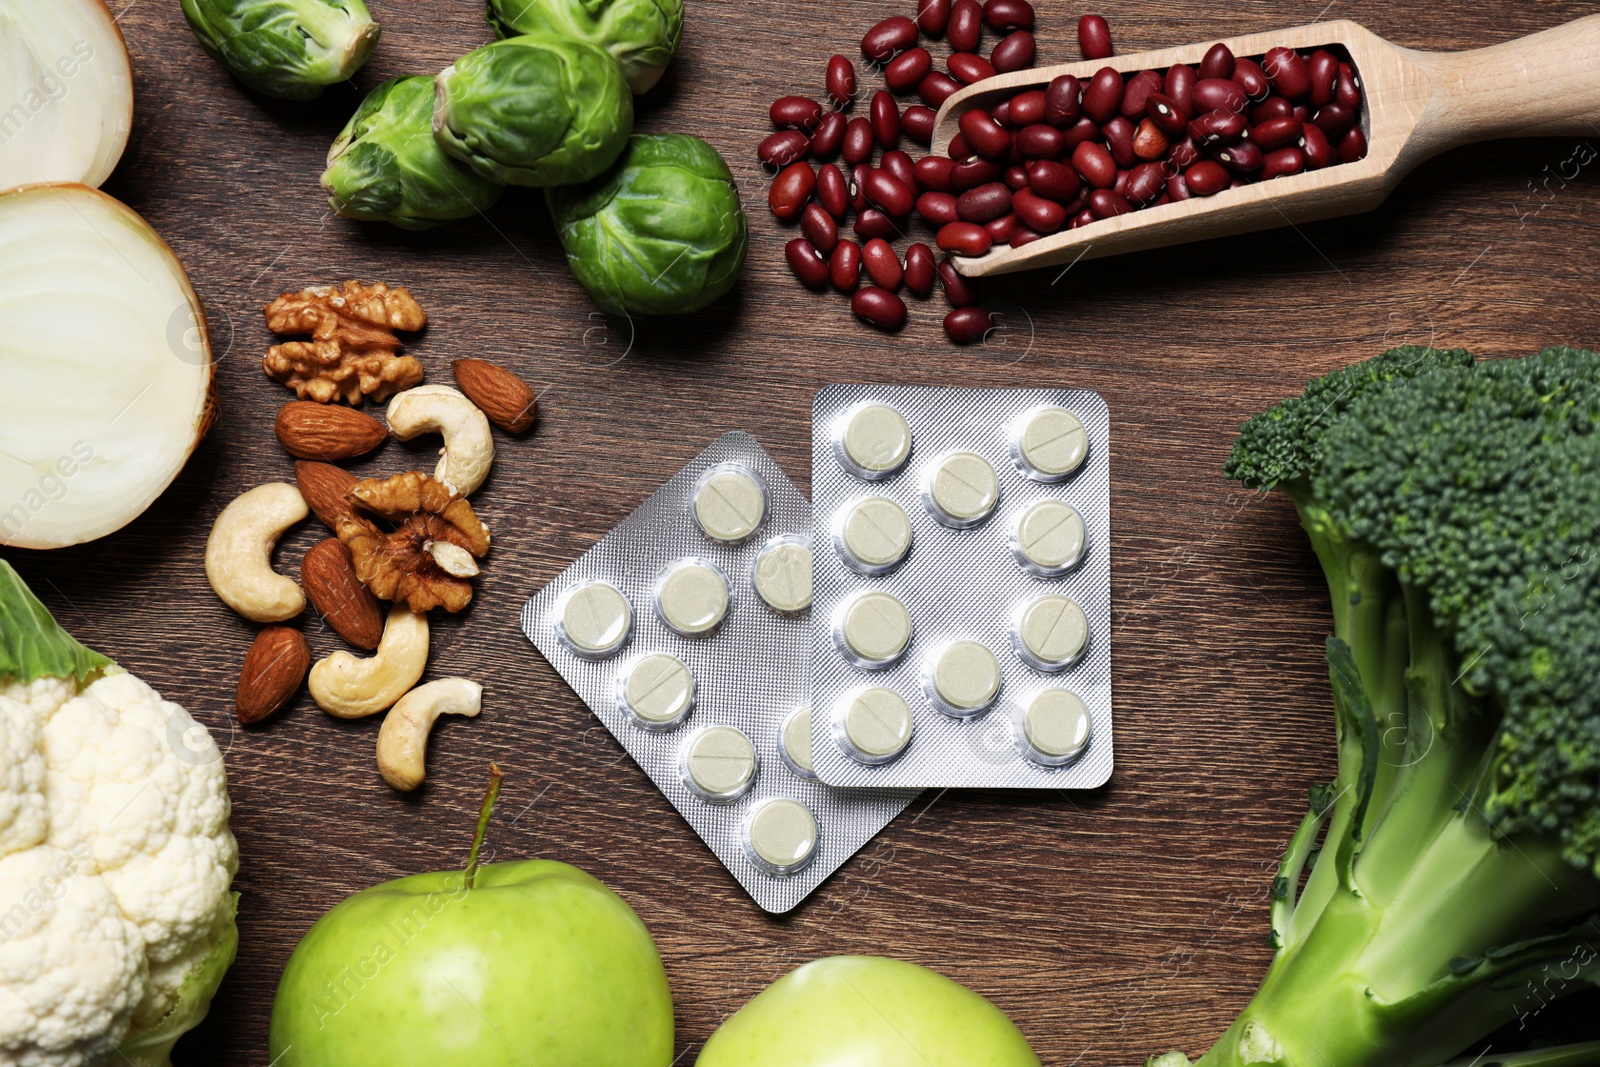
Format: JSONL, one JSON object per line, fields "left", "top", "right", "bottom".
{"left": 0, "top": 561, "right": 237, "bottom": 1066}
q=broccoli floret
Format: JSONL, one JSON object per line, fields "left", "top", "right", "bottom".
{"left": 1164, "top": 347, "right": 1600, "bottom": 1067}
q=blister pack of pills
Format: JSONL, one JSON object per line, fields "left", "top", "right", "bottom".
{"left": 521, "top": 431, "right": 919, "bottom": 913}
{"left": 809, "top": 386, "right": 1114, "bottom": 789}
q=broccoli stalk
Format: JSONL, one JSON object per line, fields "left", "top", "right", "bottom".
{"left": 1154, "top": 348, "right": 1600, "bottom": 1067}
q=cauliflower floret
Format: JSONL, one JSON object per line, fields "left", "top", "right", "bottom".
{"left": 0, "top": 695, "right": 47, "bottom": 857}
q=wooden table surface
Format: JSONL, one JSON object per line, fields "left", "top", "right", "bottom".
{"left": 7, "top": 0, "right": 1600, "bottom": 1062}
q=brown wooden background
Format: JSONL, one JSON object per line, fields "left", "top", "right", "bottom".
{"left": 6, "top": 0, "right": 1599, "bottom": 1061}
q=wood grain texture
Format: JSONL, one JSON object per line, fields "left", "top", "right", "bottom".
{"left": 5, "top": 0, "right": 1599, "bottom": 1062}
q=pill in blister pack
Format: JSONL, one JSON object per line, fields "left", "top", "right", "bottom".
{"left": 522, "top": 431, "right": 918, "bottom": 913}
{"left": 810, "top": 386, "right": 1114, "bottom": 789}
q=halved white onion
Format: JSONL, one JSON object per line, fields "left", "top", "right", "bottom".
{"left": 0, "top": 0, "right": 134, "bottom": 191}
{"left": 0, "top": 184, "right": 215, "bottom": 550}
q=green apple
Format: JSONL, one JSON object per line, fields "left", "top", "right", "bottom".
{"left": 269, "top": 768, "right": 674, "bottom": 1066}
{"left": 696, "top": 955, "right": 1041, "bottom": 1067}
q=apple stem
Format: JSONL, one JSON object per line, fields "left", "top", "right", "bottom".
{"left": 464, "top": 763, "right": 503, "bottom": 890}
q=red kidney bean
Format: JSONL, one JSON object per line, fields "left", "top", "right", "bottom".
{"left": 769, "top": 161, "right": 815, "bottom": 218}
{"left": 959, "top": 109, "right": 1011, "bottom": 159}
{"left": 830, "top": 240, "right": 861, "bottom": 291}
{"left": 1231, "top": 57, "right": 1270, "bottom": 101}
{"left": 1164, "top": 63, "right": 1197, "bottom": 114}
{"left": 800, "top": 202, "right": 838, "bottom": 253}
{"left": 945, "top": 306, "right": 994, "bottom": 343}
{"left": 861, "top": 168, "right": 914, "bottom": 217}
{"left": 1311, "top": 103, "right": 1354, "bottom": 139}
{"left": 948, "top": 52, "right": 998, "bottom": 85}
{"left": 1193, "top": 78, "right": 1247, "bottom": 114}
{"left": 1122, "top": 70, "right": 1162, "bottom": 122}
{"left": 947, "top": 132, "right": 972, "bottom": 159}
{"left": 1166, "top": 172, "right": 1192, "bottom": 200}
{"left": 862, "top": 16, "right": 918, "bottom": 63}
{"left": 1198, "top": 42, "right": 1234, "bottom": 80}
{"left": 870, "top": 91, "right": 900, "bottom": 148}
{"left": 1004, "top": 164, "right": 1029, "bottom": 189}
{"left": 985, "top": 212, "right": 1018, "bottom": 243}
{"left": 1071, "top": 140, "right": 1117, "bottom": 188}
{"left": 816, "top": 163, "right": 847, "bottom": 218}
{"left": 1026, "top": 159, "right": 1080, "bottom": 201}
{"left": 1227, "top": 175, "right": 1251, "bottom": 190}
{"left": 1082, "top": 66, "right": 1124, "bottom": 124}
{"left": 991, "top": 100, "right": 1013, "bottom": 128}
{"left": 1011, "top": 226, "right": 1041, "bottom": 247}
{"left": 904, "top": 244, "right": 936, "bottom": 296}
{"left": 917, "top": 191, "right": 960, "bottom": 225}
{"left": 1250, "top": 116, "right": 1302, "bottom": 151}
{"left": 880, "top": 150, "right": 918, "bottom": 192}
{"left": 901, "top": 106, "right": 937, "bottom": 146}
{"left": 1184, "top": 159, "right": 1229, "bottom": 195}
{"left": 1088, "top": 188, "right": 1131, "bottom": 218}
{"left": 1263, "top": 47, "right": 1311, "bottom": 100}
{"left": 809, "top": 111, "right": 846, "bottom": 160}
{"left": 918, "top": 0, "right": 952, "bottom": 36}
{"left": 771, "top": 96, "right": 824, "bottom": 131}
{"left": 1214, "top": 140, "right": 1262, "bottom": 172}
{"left": 938, "top": 221, "right": 993, "bottom": 255}
{"left": 842, "top": 118, "right": 873, "bottom": 165}
{"left": 919, "top": 72, "right": 963, "bottom": 107}
{"left": 957, "top": 181, "right": 1012, "bottom": 223}
{"left": 1146, "top": 93, "right": 1189, "bottom": 136}
{"left": 951, "top": 155, "right": 1003, "bottom": 189}
{"left": 938, "top": 255, "right": 980, "bottom": 305}
{"left": 1012, "top": 186, "right": 1066, "bottom": 232}
{"left": 1124, "top": 161, "right": 1165, "bottom": 206}
{"left": 1016, "top": 124, "right": 1065, "bottom": 159}
{"left": 1077, "top": 14, "right": 1113, "bottom": 59}
{"left": 1045, "top": 75, "right": 1082, "bottom": 126}
{"left": 861, "top": 238, "right": 904, "bottom": 291}
{"left": 984, "top": 0, "right": 1033, "bottom": 32}
{"left": 885, "top": 49, "right": 933, "bottom": 94}
{"left": 1008, "top": 90, "right": 1047, "bottom": 127}
{"left": 948, "top": 0, "right": 983, "bottom": 52}
{"left": 1306, "top": 50, "right": 1338, "bottom": 108}
{"left": 1251, "top": 96, "right": 1293, "bottom": 122}
{"left": 1132, "top": 118, "right": 1168, "bottom": 160}
{"left": 1339, "top": 126, "right": 1367, "bottom": 162}
{"left": 1261, "top": 146, "right": 1306, "bottom": 179}
{"left": 1335, "top": 62, "right": 1362, "bottom": 110}
{"left": 1070, "top": 207, "right": 1095, "bottom": 228}
{"left": 1061, "top": 117, "right": 1100, "bottom": 149}
{"left": 785, "top": 238, "right": 829, "bottom": 288}
{"left": 759, "top": 130, "right": 809, "bottom": 168}
{"left": 1299, "top": 122, "right": 1334, "bottom": 169}
{"left": 850, "top": 164, "right": 871, "bottom": 212}
{"left": 1289, "top": 103, "right": 1309, "bottom": 122}
{"left": 1168, "top": 135, "right": 1199, "bottom": 168}
{"left": 852, "top": 287, "right": 907, "bottom": 330}
{"left": 991, "top": 31, "right": 1035, "bottom": 73}
{"left": 1103, "top": 116, "right": 1136, "bottom": 167}
{"left": 1112, "top": 168, "right": 1129, "bottom": 197}
{"left": 1188, "top": 109, "right": 1247, "bottom": 145}
{"left": 826, "top": 55, "right": 857, "bottom": 109}
{"left": 915, "top": 155, "right": 955, "bottom": 192}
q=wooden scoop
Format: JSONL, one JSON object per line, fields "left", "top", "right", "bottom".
{"left": 931, "top": 16, "right": 1600, "bottom": 277}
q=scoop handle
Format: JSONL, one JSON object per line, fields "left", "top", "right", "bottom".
{"left": 1415, "top": 15, "right": 1600, "bottom": 149}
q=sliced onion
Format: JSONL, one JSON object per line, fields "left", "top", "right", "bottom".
{"left": 0, "top": 184, "right": 215, "bottom": 549}
{"left": 0, "top": 0, "right": 134, "bottom": 191}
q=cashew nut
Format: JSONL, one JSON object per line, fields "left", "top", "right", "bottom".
{"left": 309, "top": 604, "right": 429, "bottom": 718}
{"left": 205, "top": 483, "right": 308, "bottom": 623}
{"left": 376, "top": 677, "right": 483, "bottom": 791}
{"left": 386, "top": 384, "right": 495, "bottom": 496}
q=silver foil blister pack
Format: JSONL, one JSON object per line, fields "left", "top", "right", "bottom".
{"left": 521, "top": 431, "right": 918, "bottom": 913}
{"left": 810, "top": 386, "right": 1114, "bottom": 789}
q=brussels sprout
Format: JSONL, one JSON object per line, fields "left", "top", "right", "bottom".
{"left": 433, "top": 35, "right": 633, "bottom": 188}
{"left": 181, "top": 0, "right": 379, "bottom": 101}
{"left": 323, "top": 77, "right": 505, "bottom": 231}
{"left": 485, "top": 0, "right": 684, "bottom": 93}
{"left": 547, "top": 134, "right": 747, "bottom": 316}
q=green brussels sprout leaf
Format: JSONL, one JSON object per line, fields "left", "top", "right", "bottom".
{"left": 181, "top": 0, "right": 380, "bottom": 101}
{"left": 486, "top": 0, "right": 683, "bottom": 93}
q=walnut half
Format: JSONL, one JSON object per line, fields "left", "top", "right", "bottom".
{"left": 264, "top": 281, "right": 427, "bottom": 405}
{"left": 336, "top": 472, "right": 492, "bottom": 613}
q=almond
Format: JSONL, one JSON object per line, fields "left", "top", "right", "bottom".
{"left": 452, "top": 359, "right": 537, "bottom": 434}
{"left": 236, "top": 626, "right": 310, "bottom": 724}
{"left": 300, "top": 537, "right": 385, "bottom": 650}
{"left": 275, "top": 401, "right": 388, "bottom": 460}
{"left": 295, "top": 460, "right": 359, "bottom": 530}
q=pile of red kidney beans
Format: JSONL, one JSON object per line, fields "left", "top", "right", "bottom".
{"left": 758, "top": 4, "right": 1369, "bottom": 344}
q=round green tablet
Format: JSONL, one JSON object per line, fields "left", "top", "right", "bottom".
{"left": 779, "top": 706, "right": 815, "bottom": 778}
{"left": 657, "top": 561, "right": 730, "bottom": 635}
{"left": 622, "top": 653, "right": 695, "bottom": 727}
{"left": 694, "top": 465, "right": 767, "bottom": 543}
{"left": 1022, "top": 689, "right": 1092, "bottom": 765}
{"left": 681, "top": 725, "right": 757, "bottom": 802}
{"left": 839, "top": 403, "right": 912, "bottom": 477}
{"left": 840, "top": 496, "right": 912, "bottom": 571}
{"left": 754, "top": 536, "right": 813, "bottom": 613}
{"left": 838, "top": 590, "right": 913, "bottom": 666}
{"left": 1017, "top": 406, "right": 1089, "bottom": 480}
{"left": 1015, "top": 594, "right": 1089, "bottom": 671}
{"left": 743, "top": 798, "right": 818, "bottom": 875}
{"left": 1014, "top": 499, "right": 1087, "bottom": 576}
{"left": 837, "top": 686, "right": 913, "bottom": 763}
{"left": 928, "top": 451, "right": 999, "bottom": 526}
{"left": 558, "top": 580, "right": 632, "bottom": 657}
{"left": 931, "top": 640, "right": 1001, "bottom": 714}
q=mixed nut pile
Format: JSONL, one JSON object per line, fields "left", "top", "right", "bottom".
{"left": 209, "top": 281, "right": 538, "bottom": 793}
{"left": 761, "top": 5, "right": 1367, "bottom": 343}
